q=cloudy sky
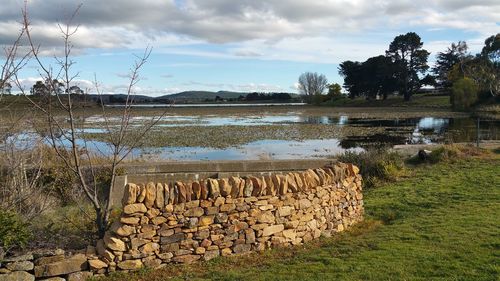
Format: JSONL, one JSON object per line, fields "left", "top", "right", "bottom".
{"left": 1, "top": 0, "right": 499, "bottom": 96}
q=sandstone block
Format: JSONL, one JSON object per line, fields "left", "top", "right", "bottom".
{"left": 123, "top": 203, "right": 147, "bottom": 215}
{"left": 157, "top": 252, "right": 173, "bottom": 260}
{"left": 257, "top": 211, "right": 275, "bottom": 224}
{"left": 143, "top": 258, "right": 162, "bottom": 269}
{"left": 155, "top": 183, "right": 165, "bottom": 209}
{"left": 243, "top": 178, "right": 254, "bottom": 197}
{"left": 278, "top": 175, "right": 288, "bottom": 195}
{"left": 140, "top": 242, "right": 160, "bottom": 254}
{"left": 249, "top": 177, "right": 262, "bottom": 196}
{"left": 229, "top": 177, "right": 241, "bottom": 197}
{"left": 160, "top": 233, "right": 185, "bottom": 244}
{"left": 199, "top": 215, "right": 215, "bottom": 226}
{"left": 233, "top": 244, "right": 251, "bottom": 254}
{"left": 35, "top": 255, "right": 64, "bottom": 265}
{"left": 299, "top": 199, "right": 312, "bottom": 209}
{"left": 184, "top": 207, "right": 204, "bottom": 217}
{"left": 200, "top": 181, "right": 209, "bottom": 200}
{"left": 221, "top": 248, "right": 232, "bottom": 256}
{"left": 120, "top": 216, "right": 140, "bottom": 225}
{"left": 214, "top": 197, "right": 225, "bottom": 207}
{"left": 218, "top": 178, "right": 231, "bottom": 196}
{"left": 263, "top": 176, "right": 274, "bottom": 196}
{"left": 111, "top": 222, "right": 135, "bottom": 237}
{"left": 278, "top": 206, "right": 294, "bottom": 217}
{"left": 0, "top": 271, "right": 35, "bottom": 281}
{"left": 191, "top": 181, "right": 201, "bottom": 200}
{"left": 172, "top": 255, "right": 200, "bottom": 264}
{"left": 88, "top": 259, "right": 108, "bottom": 270}
{"left": 151, "top": 216, "right": 168, "bottom": 225}
{"left": 282, "top": 229, "right": 296, "bottom": 240}
{"left": 34, "top": 254, "right": 88, "bottom": 278}
{"left": 117, "top": 260, "right": 143, "bottom": 270}
{"left": 220, "top": 203, "right": 236, "bottom": 212}
{"left": 245, "top": 229, "right": 256, "bottom": 244}
{"left": 104, "top": 235, "right": 126, "bottom": 252}
{"left": 122, "top": 183, "right": 138, "bottom": 205}
{"left": 67, "top": 271, "right": 93, "bottom": 281}
{"left": 203, "top": 250, "right": 220, "bottom": 261}
{"left": 176, "top": 182, "right": 187, "bottom": 203}
{"left": 5, "top": 261, "right": 34, "bottom": 271}
{"left": 195, "top": 247, "right": 206, "bottom": 255}
{"left": 185, "top": 182, "right": 193, "bottom": 202}
{"left": 205, "top": 206, "right": 219, "bottom": 215}
{"left": 144, "top": 182, "right": 157, "bottom": 208}
{"left": 137, "top": 184, "right": 146, "bottom": 203}
{"left": 185, "top": 200, "right": 200, "bottom": 208}
{"left": 262, "top": 224, "right": 284, "bottom": 236}
{"left": 207, "top": 179, "right": 220, "bottom": 198}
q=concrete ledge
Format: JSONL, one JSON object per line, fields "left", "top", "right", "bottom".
{"left": 111, "top": 159, "right": 337, "bottom": 207}
{"left": 120, "top": 158, "right": 337, "bottom": 174}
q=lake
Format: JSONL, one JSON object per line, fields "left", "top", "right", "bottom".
{"left": 6, "top": 107, "right": 499, "bottom": 161}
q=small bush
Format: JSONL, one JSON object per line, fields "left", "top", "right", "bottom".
{"left": 451, "top": 77, "right": 479, "bottom": 111}
{"left": 31, "top": 204, "right": 97, "bottom": 250}
{"left": 0, "top": 210, "right": 31, "bottom": 256}
{"left": 339, "top": 148, "right": 406, "bottom": 188}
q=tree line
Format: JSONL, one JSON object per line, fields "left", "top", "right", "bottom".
{"left": 298, "top": 32, "right": 499, "bottom": 109}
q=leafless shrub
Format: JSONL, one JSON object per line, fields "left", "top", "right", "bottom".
{"left": 19, "top": 3, "right": 166, "bottom": 237}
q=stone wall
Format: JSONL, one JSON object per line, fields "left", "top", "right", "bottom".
{"left": 93, "top": 162, "right": 364, "bottom": 273}
{"left": 0, "top": 162, "right": 364, "bottom": 280}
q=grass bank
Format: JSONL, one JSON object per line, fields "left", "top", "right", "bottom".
{"left": 96, "top": 148, "right": 499, "bottom": 281}
{"left": 328, "top": 93, "right": 451, "bottom": 108}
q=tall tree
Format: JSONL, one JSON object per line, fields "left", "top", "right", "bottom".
{"left": 386, "top": 32, "right": 430, "bottom": 101}
{"left": 481, "top": 33, "right": 500, "bottom": 66}
{"left": 433, "top": 41, "right": 470, "bottom": 91}
{"left": 362, "top": 55, "right": 398, "bottom": 100}
{"left": 339, "top": 56, "right": 397, "bottom": 100}
{"left": 338, "top": 61, "right": 363, "bottom": 99}
{"left": 297, "top": 72, "right": 328, "bottom": 97}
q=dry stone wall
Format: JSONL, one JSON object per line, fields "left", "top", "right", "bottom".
{"left": 93, "top": 162, "right": 364, "bottom": 274}
{"left": 0, "top": 162, "right": 364, "bottom": 280}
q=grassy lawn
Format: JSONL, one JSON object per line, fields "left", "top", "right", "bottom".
{"left": 98, "top": 152, "right": 500, "bottom": 281}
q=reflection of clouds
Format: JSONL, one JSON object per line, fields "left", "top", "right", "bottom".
{"left": 131, "top": 139, "right": 363, "bottom": 161}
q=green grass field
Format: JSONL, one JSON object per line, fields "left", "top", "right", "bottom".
{"left": 97, "top": 151, "right": 500, "bottom": 281}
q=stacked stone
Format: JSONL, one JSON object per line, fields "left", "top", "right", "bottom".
{"left": 0, "top": 249, "right": 92, "bottom": 281}
{"left": 91, "top": 163, "right": 363, "bottom": 273}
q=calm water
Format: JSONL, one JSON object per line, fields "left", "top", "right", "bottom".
{"left": 6, "top": 114, "right": 500, "bottom": 160}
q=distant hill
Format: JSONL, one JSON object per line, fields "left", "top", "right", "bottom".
{"left": 86, "top": 90, "right": 300, "bottom": 104}
{"left": 156, "top": 91, "right": 247, "bottom": 101}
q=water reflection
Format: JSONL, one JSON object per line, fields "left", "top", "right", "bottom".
{"left": 132, "top": 139, "right": 363, "bottom": 161}
{"left": 4, "top": 114, "right": 499, "bottom": 161}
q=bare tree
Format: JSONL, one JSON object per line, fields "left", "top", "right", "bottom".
{"left": 18, "top": 4, "right": 166, "bottom": 237}
{"left": 298, "top": 72, "right": 328, "bottom": 98}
